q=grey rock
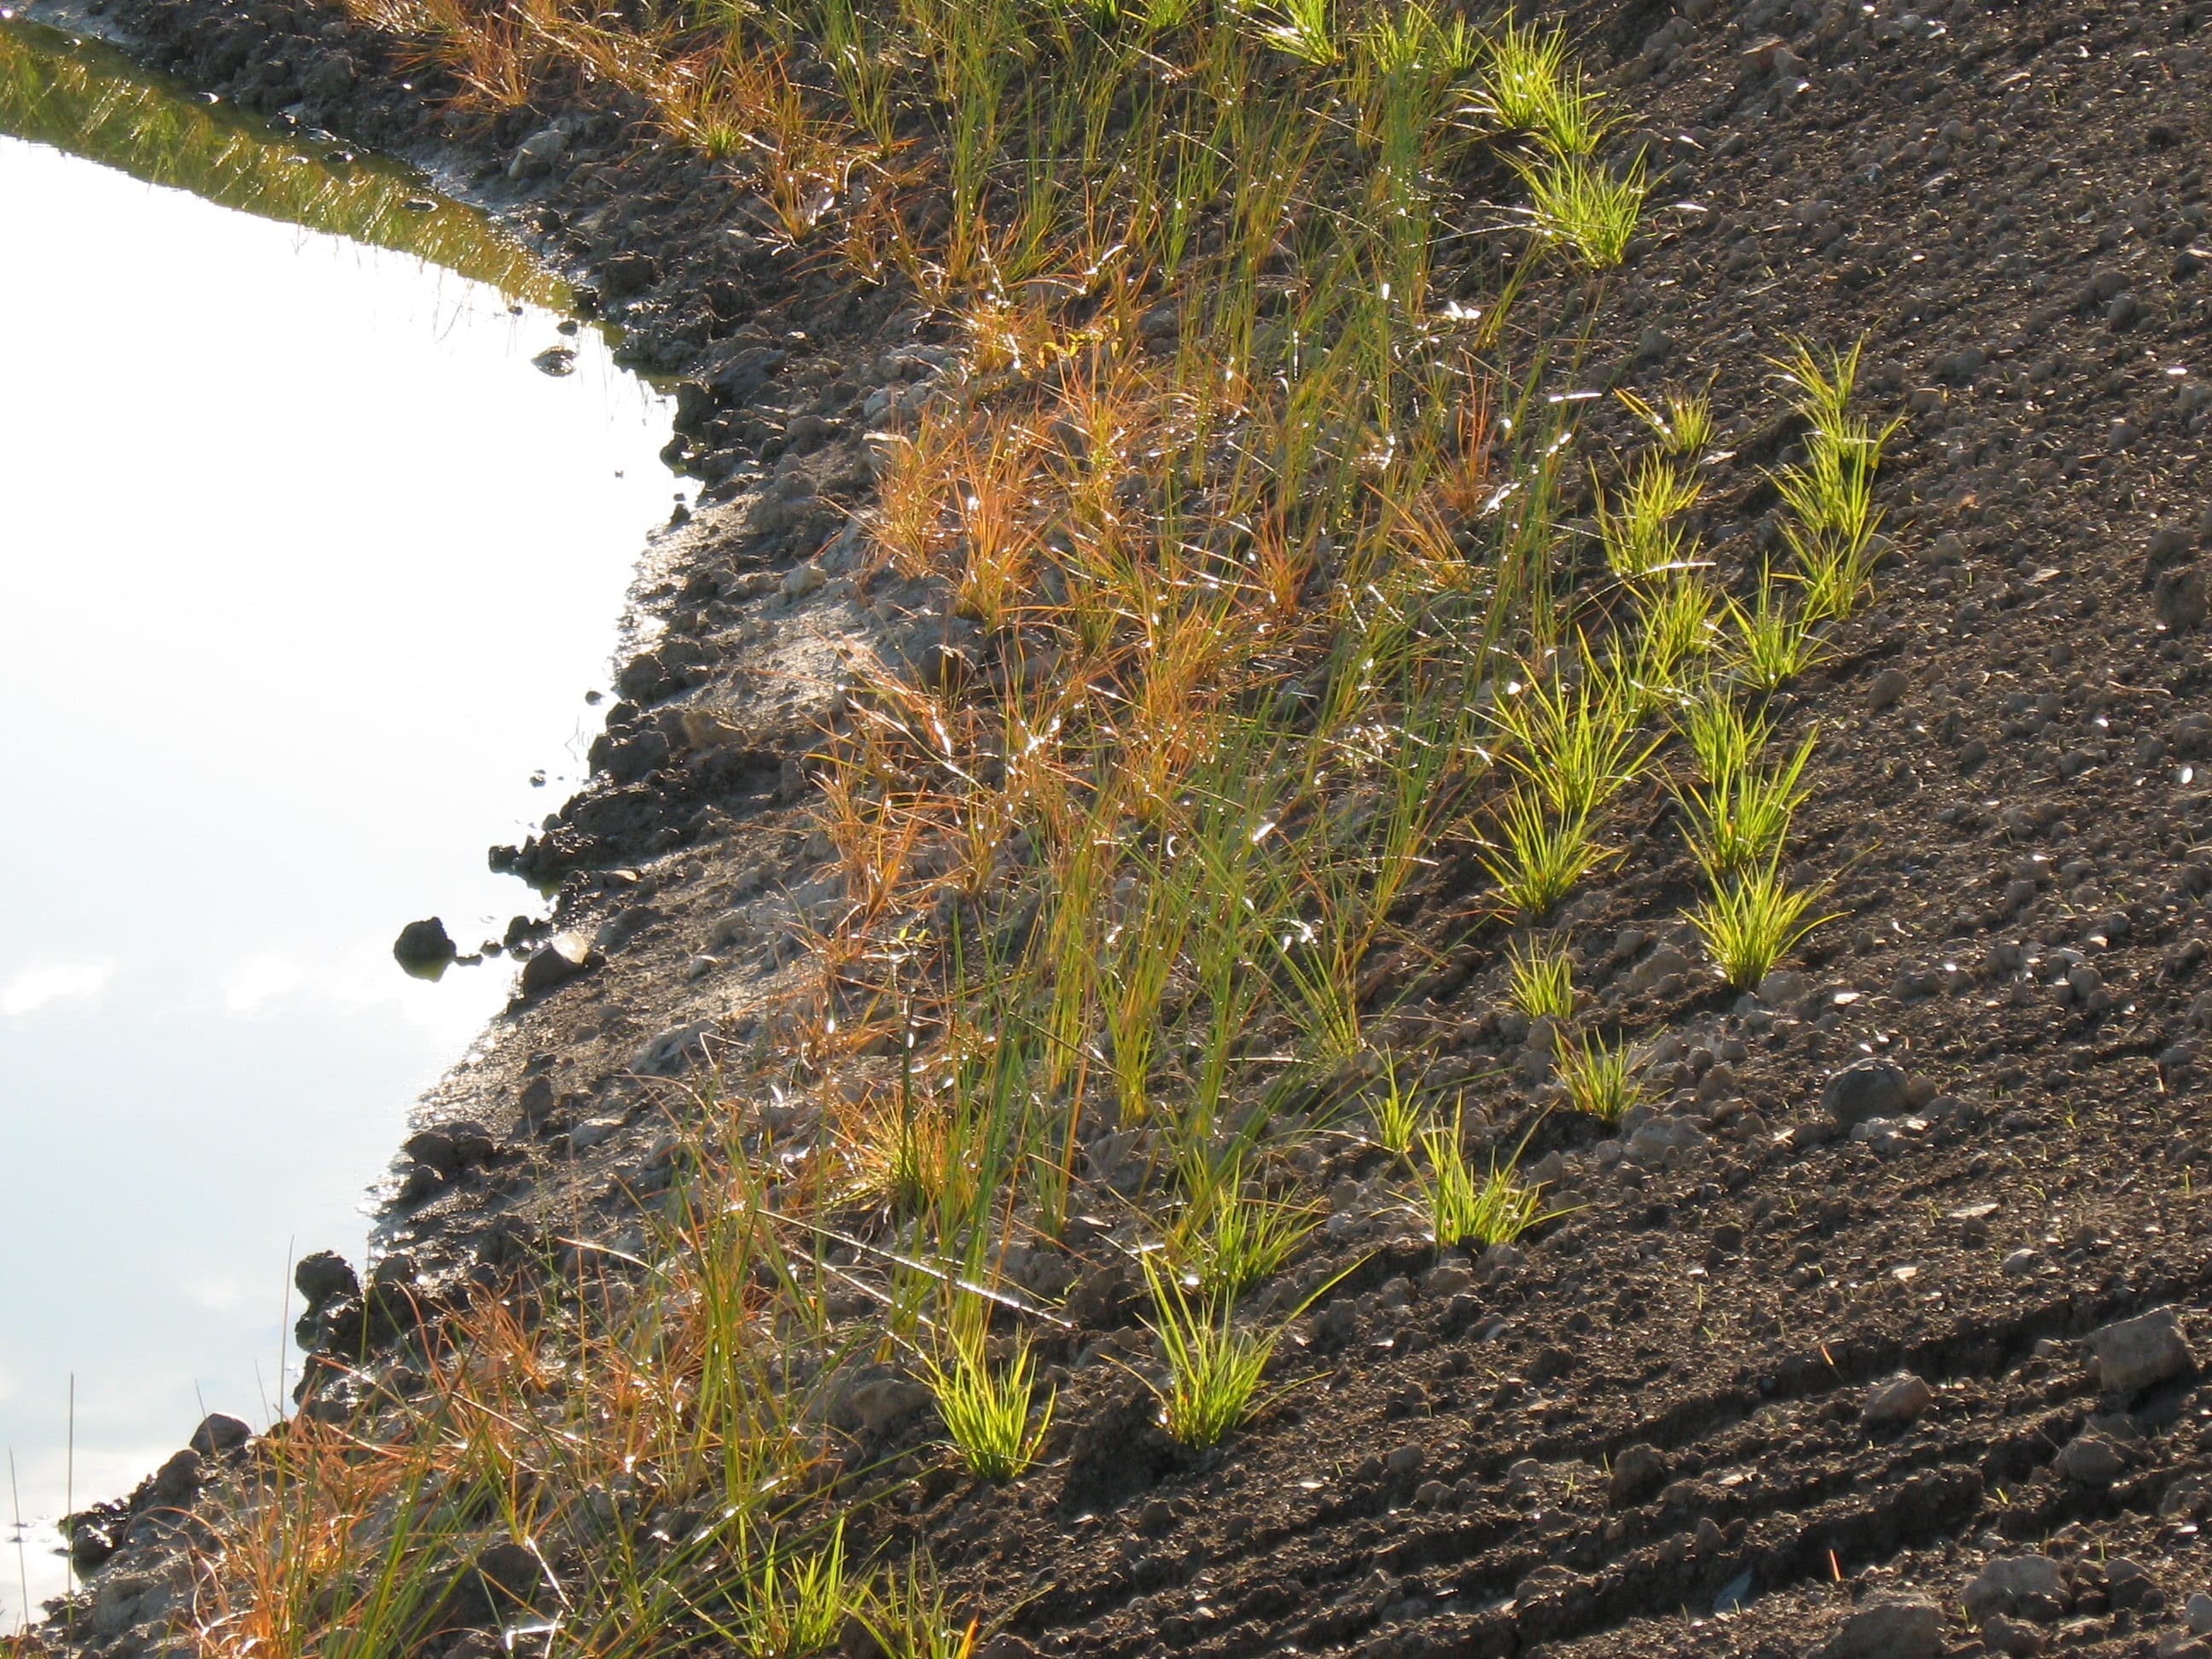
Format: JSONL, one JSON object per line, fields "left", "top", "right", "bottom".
{"left": 1863, "top": 1372, "right": 1934, "bottom": 1426}
{"left": 508, "top": 125, "right": 568, "bottom": 178}
{"left": 1624, "top": 1117, "right": 1709, "bottom": 1165}
{"left": 1964, "top": 1555, "right": 2066, "bottom": 1622}
{"left": 1385, "top": 1443, "right": 1424, "bottom": 1476}
{"left": 519, "top": 933, "right": 597, "bottom": 997}
{"left": 151, "top": 1447, "right": 202, "bottom": 1504}
{"left": 1756, "top": 968, "right": 1809, "bottom": 1004}
{"left": 2157, "top": 566, "right": 2209, "bottom": 632}
{"left": 568, "top": 1116, "right": 624, "bottom": 1151}
{"left": 189, "top": 1412, "right": 252, "bottom": 1456}
{"left": 531, "top": 345, "right": 576, "bottom": 376}
{"left": 1820, "top": 1059, "right": 1910, "bottom": 1126}
{"left": 1814, "top": 1598, "right": 1944, "bottom": 1659}
{"left": 1982, "top": 1613, "right": 2048, "bottom": 1657}
{"left": 2054, "top": 1429, "right": 2130, "bottom": 1485}
{"left": 2002, "top": 1248, "right": 2040, "bottom": 1276}
{"left": 2186, "top": 1591, "right": 2212, "bottom": 1635}
{"left": 1866, "top": 667, "right": 1910, "bottom": 711}
{"left": 846, "top": 1375, "right": 932, "bottom": 1435}
{"left": 632, "top": 1020, "right": 714, "bottom": 1077}
{"left": 392, "top": 916, "right": 456, "bottom": 976}
{"left": 2091, "top": 1307, "right": 2195, "bottom": 1392}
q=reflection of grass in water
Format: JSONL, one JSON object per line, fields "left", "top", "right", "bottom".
{"left": 0, "top": 16, "right": 566, "bottom": 308}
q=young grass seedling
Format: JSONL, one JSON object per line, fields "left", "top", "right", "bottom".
{"left": 1674, "top": 727, "right": 1818, "bottom": 881}
{"left": 736, "top": 1516, "right": 853, "bottom": 1659}
{"left": 1417, "top": 1109, "right": 1552, "bottom": 1249}
{"left": 863, "top": 1551, "right": 979, "bottom": 1659}
{"left": 919, "top": 1296, "right": 1053, "bottom": 1482}
{"left": 1138, "top": 1255, "right": 1277, "bottom": 1449}
{"left": 1168, "top": 1174, "right": 1320, "bottom": 1306}
{"left": 1556, "top": 1029, "right": 1644, "bottom": 1123}
{"left": 1479, "top": 789, "right": 1603, "bottom": 918}
{"left": 1722, "top": 573, "right": 1825, "bottom": 693}
{"left": 1518, "top": 148, "right": 1646, "bottom": 270}
{"left": 1505, "top": 934, "right": 1575, "bottom": 1022}
{"left": 1690, "top": 858, "right": 1837, "bottom": 989}
{"left": 1368, "top": 1053, "right": 1424, "bottom": 1157}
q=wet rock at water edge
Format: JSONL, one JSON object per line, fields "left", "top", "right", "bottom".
{"left": 518, "top": 932, "right": 598, "bottom": 998}
{"left": 189, "top": 1412, "right": 253, "bottom": 1456}
{"left": 294, "top": 1249, "right": 359, "bottom": 1310}
{"left": 532, "top": 345, "right": 576, "bottom": 376}
{"left": 393, "top": 916, "right": 456, "bottom": 978}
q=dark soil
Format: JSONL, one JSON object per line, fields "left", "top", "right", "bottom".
{"left": 29, "top": 0, "right": 2212, "bottom": 1655}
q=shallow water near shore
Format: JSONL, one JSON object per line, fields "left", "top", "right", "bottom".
{"left": 0, "top": 15, "right": 675, "bottom": 1624}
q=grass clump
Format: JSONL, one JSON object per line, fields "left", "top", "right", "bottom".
{"left": 1366, "top": 1053, "right": 1424, "bottom": 1156}
{"left": 1479, "top": 789, "right": 1604, "bottom": 919}
{"left": 1689, "top": 857, "right": 1836, "bottom": 989}
{"left": 1139, "top": 1257, "right": 1278, "bottom": 1450}
{"left": 1168, "top": 1174, "right": 1318, "bottom": 1306}
{"left": 919, "top": 1300, "right": 1054, "bottom": 1482}
{"left": 1556, "top": 1029, "right": 1644, "bottom": 1122}
{"left": 1417, "top": 1112, "right": 1550, "bottom": 1249}
{"left": 1505, "top": 935, "right": 1575, "bottom": 1022}
{"left": 735, "top": 1519, "right": 855, "bottom": 1659}
{"left": 1674, "top": 726, "right": 1817, "bottom": 881}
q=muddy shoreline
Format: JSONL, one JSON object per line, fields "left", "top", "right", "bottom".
{"left": 26, "top": 0, "right": 2212, "bottom": 1655}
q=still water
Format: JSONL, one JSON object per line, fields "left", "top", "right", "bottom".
{"left": 0, "top": 16, "right": 675, "bottom": 1622}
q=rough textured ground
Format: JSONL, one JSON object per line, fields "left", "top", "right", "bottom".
{"left": 26, "top": 0, "right": 2212, "bottom": 1655}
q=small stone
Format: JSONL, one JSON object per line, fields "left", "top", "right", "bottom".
{"left": 1982, "top": 1613, "right": 2048, "bottom": 1657}
{"left": 1964, "top": 1555, "right": 2067, "bottom": 1623}
{"left": 1820, "top": 1058, "right": 1910, "bottom": 1126}
{"left": 2186, "top": 1591, "right": 2212, "bottom": 1635}
{"left": 1610, "top": 1442, "right": 1670, "bottom": 1507}
{"left": 508, "top": 125, "right": 568, "bottom": 178}
{"left": 1814, "top": 1598, "right": 1945, "bottom": 1659}
{"left": 1863, "top": 1371, "right": 1935, "bottom": 1426}
{"left": 2002, "top": 1248, "right": 2040, "bottom": 1276}
{"left": 2053, "top": 1429, "right": 2129, "bottom": 1485}
{"left": 392, "top": 917, "right": 456, "bottom": 976}
{"left": 1866, "top": 667, "right": 1910, "bottom": 711}
{"left": 1385, "top": 1443, "right": 1424, "bottom": 1476}
{"left": 2157, "top": 566, "right": 2209, "bottom": 632}
{"left": 2091, "top": 1306, "right": 2195, "bottom": 1392}
{"left": 1414, "top": 1479, "right": 1451, "bottom": 1508}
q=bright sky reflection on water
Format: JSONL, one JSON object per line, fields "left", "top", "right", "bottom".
{"left": 0, "top": 60, "right": 674, "bottom": 1623}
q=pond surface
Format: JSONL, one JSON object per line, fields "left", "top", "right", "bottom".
{"left": 0, "top": 15, "right": 675, "bottom": 1624}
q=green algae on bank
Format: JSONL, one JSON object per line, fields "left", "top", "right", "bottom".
{"left": 0, "top": 12, "right": 566, "bottom": 307}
